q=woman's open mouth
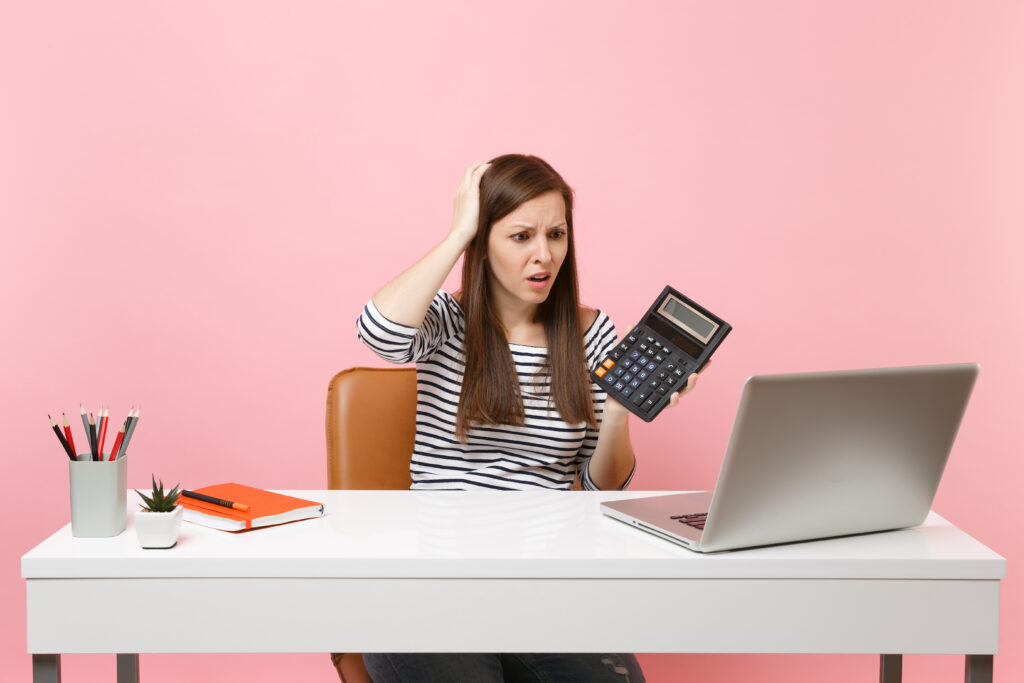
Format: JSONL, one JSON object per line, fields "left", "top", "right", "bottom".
{"left": 526, "top": 272, "right": 551, "bottom": 290}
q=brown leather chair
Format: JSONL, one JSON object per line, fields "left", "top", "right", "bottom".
{"left": 326, "top": 367, "right": 417, "bottom": 682}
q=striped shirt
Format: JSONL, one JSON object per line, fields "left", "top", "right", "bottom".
{"left": 356, "top": 291, "right": 631, "bottom": 490}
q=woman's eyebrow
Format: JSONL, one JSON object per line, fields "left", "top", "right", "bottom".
{"left": 510, "top": 221, "right": 567, "bottom": 229}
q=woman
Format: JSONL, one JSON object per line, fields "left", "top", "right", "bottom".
{"left": 355, "top": 154, "right": 701, "bottom": 682}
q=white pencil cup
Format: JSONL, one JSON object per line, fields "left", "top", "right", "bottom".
{"left": 69, "top": 455, "right": 128, "bottom": 537}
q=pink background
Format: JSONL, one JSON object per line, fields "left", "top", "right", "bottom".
{"left": 3, "top": 1, "right": 1021, "bottom": 681}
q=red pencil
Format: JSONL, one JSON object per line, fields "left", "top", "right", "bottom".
{"left": 48, "top": 415, "right": 76, "bottom": 460}
{"left": 107, "top": 421, "right": 126, "bottom": 461}
{"left": 97, "top": 407, "right": 109, "bottom": 460}
{"left": 62, "top": 414, "right": 77, "bottom": 458}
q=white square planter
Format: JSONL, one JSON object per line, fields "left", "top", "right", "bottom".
{"left": 134, "top": 506, "right": 183, "bottom": 548}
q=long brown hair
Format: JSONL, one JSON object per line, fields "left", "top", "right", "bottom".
{"left": 456, "top": 154, "right": 596, "bottom": 440}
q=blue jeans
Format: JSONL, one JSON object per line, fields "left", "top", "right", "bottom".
{"left": 362, "top": 653, "right": 645, "bottom": 682}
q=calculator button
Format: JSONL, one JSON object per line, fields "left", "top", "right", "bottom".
{"left": 638, "top": 343, "right": 649, "bottom": 353}
{"left": 673, "top": 368, "right": 685, "bottom": 379}
{"left": 627, "top": 333, "right": 638, "bottom": 344}
{"left": 643, "top": 398, "right": 657, "bottom": 410}
{"left": 611, "top": 350, "right": 623, "bottom": 360}
{"left": 665, "top": 362, "right": 676, "bottom": 373}
{"left": 638, "top": 370, "right": 649, "bottom": 380}
{"left": 635, "top": 389, "right": 650, "bottom": 403}
{"left": 646, "top": 362, "right": 658, "bottom": 372}
{"left": 595, "top": 367, "right": 607, "bottom": 378}
{"left": 630, "top": 362, "right": 643, "bottom": 373}
{"left": 654, "top": 353, "right": 665, "bottom": 364}
{"left": 630, "top": 350, "right": 642, "bottom": 361}
{"left": 644, "top": 347, "right": 655, "bottom": 358}
{"left": 648, "top": 378, "right": 659, "bottom": 389}
{"left": 614, "top": 381, "right": 626, "bottom": 391}
{"left": 631, "top": 390, "right": 647, "bottom": 406}
{"left": 622, "top": 372, "right": 634, "bottom": 383}
{"left": 657, "top": 370, "right": 669, "bottom": 380}
{"left": 621, "top": 387, "right": 633, "bottom": 398}
{"left": 618, "top": 342, "right": 630, "bottom": 353}
{"left": 602, "top": 358, "right": 615, "bottom": 369}
{"left": 629, "top": 379, "right": 641, "bottom": 389}
{"left": 613, "top": 366, "right": 625, "bottom": 377}
{"left": 656, "top": 385, "right": 669, "bottom": 395}
{"left": 645, "top": 336, "right": 655, "bottom": 344}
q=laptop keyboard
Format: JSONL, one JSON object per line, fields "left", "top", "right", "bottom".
{"left": 670, "top": 513, "right": 707, "bottom": 530}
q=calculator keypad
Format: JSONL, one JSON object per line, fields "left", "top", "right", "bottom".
{"left": 592, "top": 326, "right": 693, "bottom": 421}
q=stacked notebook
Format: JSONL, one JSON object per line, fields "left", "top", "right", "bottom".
{"left": 179, "top": 483, "right": 324, "bottom": 531}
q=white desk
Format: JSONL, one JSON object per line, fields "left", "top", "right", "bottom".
{"left": 23, "top": 490, "right": 1005, "bottom": 682}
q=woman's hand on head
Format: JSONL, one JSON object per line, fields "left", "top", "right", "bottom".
{"left": 448, "top": 161, "right": 491, "bottom": 249}
{"left": 667, "top": 360, "right": 712, "bottom": 409}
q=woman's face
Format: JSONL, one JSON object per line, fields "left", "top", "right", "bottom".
{"left": 486, "top": 190, "right": 569, "bottom": 309}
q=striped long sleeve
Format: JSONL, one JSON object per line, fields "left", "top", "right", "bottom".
{"left": 355, "top": 291, "right": 629, "bottom": 491}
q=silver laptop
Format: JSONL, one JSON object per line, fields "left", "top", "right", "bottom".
{"left": 601, "top": 363, "right": 979, "bottom": 552}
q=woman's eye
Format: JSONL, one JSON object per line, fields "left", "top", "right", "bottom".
{"left": 550, "top": 230, "right": 566, "bottom": 239}
{"left": 512, "top": 233, "right": 529, "bottom": 242}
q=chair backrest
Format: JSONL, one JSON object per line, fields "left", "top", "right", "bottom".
{"left": 326, "top": 367, "right": 416, "bottom": 490}
{"left": 326, "top": 367, "right": 417, "bottom": 682}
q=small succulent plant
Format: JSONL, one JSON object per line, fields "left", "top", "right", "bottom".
{"left": 135, "top": 475, "right": 181, "bottom": 512}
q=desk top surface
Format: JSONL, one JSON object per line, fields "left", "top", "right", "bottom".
{"left": 22, "top": 490, "right": 1005, "bottom": 580}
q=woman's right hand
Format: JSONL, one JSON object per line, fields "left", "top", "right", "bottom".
{"left": 369, "top": 161, "right": 492, "bottom": 328}
{"left": 448, "top": 161, "right": 491, "bottom": 248}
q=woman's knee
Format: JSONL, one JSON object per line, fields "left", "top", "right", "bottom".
{"left": 362, "top": 653, "right": 505, "bottom": 683}
{"left": 502, "top": 653, "right": 646, "bottom": 683}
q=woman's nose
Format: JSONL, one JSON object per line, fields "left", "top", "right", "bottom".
{"left": 533, "top": 238, "right": 552, "bottom": 263}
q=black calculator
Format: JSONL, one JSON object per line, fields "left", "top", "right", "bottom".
{"left": 592, "top": 286, "right": 732, "bottom": 422}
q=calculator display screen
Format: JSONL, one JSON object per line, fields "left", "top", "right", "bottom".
{"left": 657, "top": 295, "right": 718, "bottom": 344}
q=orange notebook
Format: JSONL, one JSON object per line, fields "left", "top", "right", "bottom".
{"left": 179, "top": 483, "right": 324, "bottom": 532}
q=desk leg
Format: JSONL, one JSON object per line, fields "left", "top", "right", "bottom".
{"left": 32, "top": 654, "right": 61, "bottom": 683}
{"left": 879, "top": 654, "right": 902, "bottom": 683}
{"left": 116, "top": 654, "right": 140, "bottom": 683}
{"left": 965, "top": 655, "right": 993, "bottom": 683}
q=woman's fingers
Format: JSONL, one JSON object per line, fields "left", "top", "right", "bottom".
{"left": 463, "top": 161, "right": 489, "bottom": 187}
{"left": 668, "top": 370, "right": 701, "bottom": 408}
{"left": 456, "top": 162, "right": 488, "bottom": 197}
{"left": 450, "top": 162, "right": 491, "bottom": 244}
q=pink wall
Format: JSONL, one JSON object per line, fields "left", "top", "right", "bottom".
{"left": 3, "top": 1, "right": 1021, "bottom": 681}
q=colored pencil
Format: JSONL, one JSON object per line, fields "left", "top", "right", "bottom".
{"left": 107, "top": 421, "right": 126, "bottom": 461}
{"left": 79, "top": 404, "right": 90, "bottom": 458}
{"left": 88, "top": 412, "right": 97, "bottom": 461}
{"left": 182, "top": 490, "right": 251, "bottom": 512}
{"left": 97, "top": 407, "right": 109, "bottom": 459}
{"left": 118, "top": 407, "right": 133, "bottom": 458}
{"left": 62, "top": 414, "right": 77, "bottom": 458}
{"left": 121, "top": 407, "right": 140, "bottom": 456}
{"left": 48, "top": 415, "right": 75, "bottom": 460}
